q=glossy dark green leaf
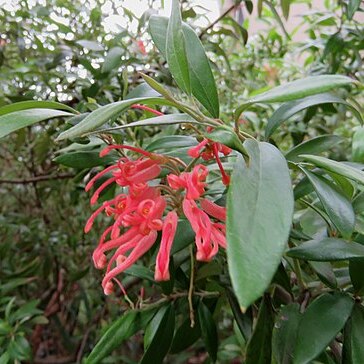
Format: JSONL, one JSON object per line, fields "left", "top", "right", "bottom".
{"left": 85, "top": 310, "right": 142, "bottom": 364}
{"left": 285, "top": 135, "right": 342, "bottom": 162}
{"left": 205, "top": 126, "right": 247, "bottom": 155}
{"left": 170, "top": 317, "right": 201, "bottom": 353}
{"left": 140, "top": 305, "right": 175, "bottom": 364}
{"left": 287, "top": 238, "right": 364, "bottom": 261}
{"left": 300, "top": 155, "right": 364, "bottom": 185}
{"left": 56, "top": 97, "right": 176, "bottom": 141}
{"left": 166, "top": 0, "right": 191, "bottom": 94}
{"left": 146, "top": 135, "right": 197, "bottom": 152}
{"left": 349, "top": 260, "right": 364, "bottom": 295}
{"left": 7, "top": 336, "right": 31, "bottom": 361}
{"left": 227, "top": 140, "right": 293, "bottom": 309}
{"left": 54, "top": 151, "right": 115, "bottom": 169}
{"left": 124, "top": 264, "right": 155, "bottom": 282}
{"left": 300, "top": 167, "right": 355, "bottom": 237}
{"left": 144, "top": 305, "right": 168, "bottom": 349}
{"left": 265, "top": 93, "right": 362, "bottom": 139}
{"left": 198, "top": 301, "right": 218, "bottom": 363}
{"left": 246, "top": 295, "right": 274, "bottom": 364}
{"left": 225, "top": 288, "right": 252, "bottom": 342}
{"left": 352, "top": 127, "right": 364, "bottom": 162}
{"left": 272, "top": 303, "right": 301, "bottom": 364}
{"left": 343, "top": 304, "right": 364, "bottom": 363}
{"left": 149, "top": 15, "right": 219, "bottom": 117}
{"left": 0, "top": 109, "right": 74, "bottom": 139}
{"left": 293, "top": 293, "right": 354, "bottom": 364}
{"left": 0, "top": 100, "right": 77, "bottom": 116}
{"left": 309, "top": 261, "right": 337, "bottom": 288}
{"left": 170, "top": 219, "right": 195, "bottom": 255}
{"left": 101, "top": 46, "right": 123, "bottom": 73}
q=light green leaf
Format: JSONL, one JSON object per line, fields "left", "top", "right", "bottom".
{"left": 76, "top": 40, "right": 104, "bottom": 51}
{"left": 299, "top": 155, "right": 364, "bottom": 185}
{"left": 265, "top": 93, "right": 362, "bottom": 139}
{"left": 293, "top": 293, "right": 354, "bottom": 364}
{"left": 227, "top": 140, "right": 293, "bottom": 310}
{"left": 0, "top": 100, "right": 77, "bottom": 116}
{"left": 56, "top": 97, "right": 177, "bottom": 141}
{"left": 299, "top": 167, "right": 355, "bottom": 237}
{"left": 166, "top": 0, "right": 191, "bottom": 94}
{"left": 347, "top": 0, "right": 361, "bottom": 20}
{"left": 352, "top": 127, "right": 364, "bottom": 162}
{"left": 0, "top": 109, "right": 74, "bottom": 139}
{"left": 149, "top": 15, "right": 219, "bottom": 117}
{"left": 102, "top": 46, "right": 123, "bottom": 73}
{"left": 235, "top": 76, "right": 357, "bottom": 121}
{"left": 287, "top": 238, "right": 364, "bottom": 261}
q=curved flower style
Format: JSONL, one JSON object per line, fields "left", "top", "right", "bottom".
{"left": 85, "top": 141, "right": 230, "bottom": 295}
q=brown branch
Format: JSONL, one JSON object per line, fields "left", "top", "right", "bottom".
{"left": 199, "top": 4, "right": 237, "bottom": 39}
{"left": 0, "top": 173, "right": 75, "bottom": 184}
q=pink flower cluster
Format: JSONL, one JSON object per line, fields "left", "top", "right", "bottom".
{"left": 84, "top": 135, "right": 231, "bottom": 295}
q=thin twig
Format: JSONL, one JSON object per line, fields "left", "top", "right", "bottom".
{"left": 199, "top": 4, "right": 237, "bottom": 39}
{"left": 0, "top": 173, "right": 75, "bottom": 184}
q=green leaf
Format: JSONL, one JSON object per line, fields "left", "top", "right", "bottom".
{"left": 205, "top": 126, "right": 247, "bottom": 155}
{"left": 287, "top": 238, "right": 364, "bottom": 261}
{"left": 0, "top": 100, "right": 77, "bottom": 116}
{"left": 166, "top": 0, "right": 191, "bottom": 94}
{"left": 86, "top": 310, "right": 144, "bottom": 364}
{"left": 140, "top": 305, "right": 175, "bottom": 364}
{"left": 280, "top": 0, "right": 290, "bottom": 19}
{"left": 227, "top": 140, "right": 293, "bottom": 310}
{"left": 272, "top": 303, "right": 301, "bottom": 364}
{"left": 349, "top": 260, "right": 364, "bottom": 295}
{"left": 54, "top": 151, "right": 115, "bottom": 169}
{"left": 265, "top": 93, "right": 362, "bottom": 139}
{"left": 347, "top": 0, "right": 361, "bottom": 20}
{"left": 235, "top": 76, "right": 357, "bottom": 121}
{"left": 285, "top": 135, "right": 342, "bottom": 162}
{"left": 198, "top": 301, "right": 218, "bottom": 363}
{"left": 88, "top": 113, "right": 197, "bottom": 135}
{"left": 246, "top": 295, "right": 274, "bottom": 364}
{"left": 309, "top": 261, "right": 337, "bottom": 288}
{"left": 149, "top": 15, "right": 219, "bottom": 117}
{"left": 343, "top": 304, "right": 364, "bottom": 363}
{"left": 76, "top": 40, "right": 104, "bottom": 51}
{"left": 102, "top": 46, "right": 123, "bottom": 73}
{"left": 352, "top": 127, "right": 364, "bottom": 162}
{"left": 299, "top": 155, "right": 364, "bottom": 185}
{"left": 146, "top": 135, "right": 197, "bottom": 152}
{"left": 56, "top": 97, "right": 176, "bottom": 141}
{"left": 144, "top": 305, "right": 168, "bottom": 349}
{"left": 299, "top": 167, "right": 355, "bottom": 237}
{"left": 225, "top": 288, "right": 252, "bottom": 342}
{"left": 0, "top": 109, "right": 74, "bottom": 139}
{"left": 170, "top": 317, "right": 201, "bottom": 353}
{"left": 293, "top": 293, "right": 354, "bottom": 364}
{"left": 124, "top": 265, "right": 155, "bottom": 283}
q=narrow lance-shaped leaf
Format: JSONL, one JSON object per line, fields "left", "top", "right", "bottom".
{"left": 299, "top": 167, "right": 355, "bottom": 238}
{"left": 56, "top": 97, "right": 178, "bottom": 141}
{"left": 227, "top": 140, "right": 294, "bottom": 310}
{"left": 265, "top": 93, "right": 362, "bottom": 139}
{"left": 293, "top": 293, "right": 354, "bottom": 364}
{"left": 246, "top": 295, "right": 275, "bottom": 364}
{"left": 285, "top": 135, "right": 342, "bottom": 162}
{"left": 149, "top": 15, "right": 219, "bottom": 117}
{"left": 299, "top": 154, "right": 364, "bottom": 185}
{"left": 287, "top": 238, "right": 364, "bottom": 261}
{"left": 166, "top": 0, "right": 191, "bottom": 94}
{"left": 0, "top": 109, "right": 74, "bottom": 139}
{"left": 235, "top": 75, "right": 357, "bottom": 120}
